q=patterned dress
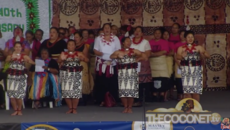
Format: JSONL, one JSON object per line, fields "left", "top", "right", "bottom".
{"left": 181, "top": 45, "right": 203, "bottom": 94}
{"left": 60, "top": 52, "right": 83, "bottom": 98}
{"left": 117, "top": 48, "right": 139, "bottom": 98}
{"left": 7, "top": 54, "right": 27, "bottom": 99}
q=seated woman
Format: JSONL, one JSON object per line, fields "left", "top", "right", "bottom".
{"left": 110, "top": 37, "right": 146, "bottom": 113}
{"left": 29, "top": 48, "right": 61, "bottom": 108}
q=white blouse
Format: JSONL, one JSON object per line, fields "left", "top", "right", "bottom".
{"left": 131, "top": 39, "right": 151, "bottom": 52}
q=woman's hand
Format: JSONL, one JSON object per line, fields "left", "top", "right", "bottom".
{"left": 60, "top": 53, "right": 67, "bottom": 60}
{"left": 117, "top": 52, "right": 125, "bottom": 58}
{"left": 181, "top": 50, "right": 187, "bottom": 59}
{"left": 42, "top": 66, "right": 48, "bottom": 70}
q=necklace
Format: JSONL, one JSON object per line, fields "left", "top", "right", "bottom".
{"left": 184, "top": 44, "right": 196, "bottom": 53}
{"left": 132, "top": 37, "right": 143, "bottom": 44}
{"left": 47, "top": 38, "right": 59, "bottom": 48}
{"left": 101, "top": 33, "right": 114, "bottom": 45}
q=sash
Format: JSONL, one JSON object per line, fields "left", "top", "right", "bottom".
{"left": 166, "top": 56, "right": 174, "bottom": 76}
{"left": 149, "top": 55, "right": 169, "bottom": 78}
{"left": 95, "top": 57, "right": 114, "bottom": 78}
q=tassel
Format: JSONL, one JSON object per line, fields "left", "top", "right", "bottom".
{"left": 124, "top": 31, "right": 129, "bottom": 37}
{"left": 15, "top": 36, "right": 20, "bottom": 42}
{"left": 69, "top": 34, "right": 74, "bottom": 40}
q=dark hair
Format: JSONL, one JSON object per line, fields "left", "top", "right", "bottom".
{"left": 180, "top": 30, "right": 186, "bottom": 35}
{"left": 14, "top": 42, "right": 22, "bottom": 47}
{"left": 35, "top": 29, "right": 44, "bottom": 35}
{"left": 172, "top": 23, "right": 181, "bottom": 28}
{"left": 69, "top": 26, "right": 75, "bottom": 30}
{"left": 67, "top": 39, "right": 76, "bottom": 45}
{"left": 14, "top": 27, "right": 23, "bottom": 33}
{"left": 102, "top": 23, "right": 112, "bottom": 30}
{"left": 58, "top": 27, "right": 65, "bottom": 32}
{"left": 25, "top": 30, "right": 34, "bottom": 36}
{"left": 88, "top": 30, "right": 95, "bottom": 35}
{"left": 40, "top": 48, "right": 51, "bottom": 57}
{"left": 65, "top": 28, "right": 69, "bottom": 33}
{"left": 162, "top": 30, "right": 169, "bottom": 39}
{"left": 121, "top": 37, "right": 130, "bottom": 44}
{"left": 154, "top": 28, "right": 163, "bottom": 35}
{"left": 184, "top": 30, "right": 195, "bottom": 38}
{"left": 135, "top": 26, "right": 143, "bottom": 33}
{"left": 74, "top": 32, "right": 83, "bottom": 38}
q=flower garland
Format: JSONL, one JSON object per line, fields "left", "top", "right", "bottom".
{"left": 183, "top": 44, "right": 196, "bottom": 53}
{"left": 64, "top": 51, "right": 78, "bottom": 59}
{"left": 46, "top": 38, "right": 59, "bottom": 48}
{"left": 132, "top": 37, "right": 143, "bottom": 45}
{"left": 100, "top": 33, "right": 114, "bottom": 46}
{"left": 120, "top": 48, "right": 134, "bottom": 56}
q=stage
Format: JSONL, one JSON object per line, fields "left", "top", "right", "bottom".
{"left": 0, "top": 91, "right": 229, "bottom": 124}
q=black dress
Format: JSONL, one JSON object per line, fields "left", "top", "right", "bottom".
{"left": 37, "top": 39, "right": 67, "bottom": 59}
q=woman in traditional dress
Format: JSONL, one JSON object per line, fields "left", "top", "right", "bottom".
{"left": 93, "top": 23, "right": 121, "bottom": 106}
{"left": 176, "top": 31, "right": 209, "bottom": 102}
{"left": 130, "top": 26, "right": 151, "bottom": 106}
{"left": 4, "top": 27, "right": 30, "bottom": 56}
{"left": 74, "top": 32, "right": 93, "bottom": 105}
{"left": 5, "top": 42, "right": 34, "bottom": 115}
{"left": 149, "top": 29, "right": 170, "bottom": 102}
{"left": 38, "top": 27, "right": 67, "bottom": 60}
{"left": 58, "top": 40, "right": 88, "bottom": 114}
{"left": 29, "top": 48, "right": 61, "bottom": 108}
{"left": 174, "top": 30, "right": 186, "bottom": 101}
{"left": 110, "top": 37, "right": 144, "bottom": 113}
{"left": 162, "top": 30, "right": 175, "bottom": 101}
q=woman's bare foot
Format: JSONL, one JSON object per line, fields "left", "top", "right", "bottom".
{"left": 66, "top": 109, "right": 72, "bottom": 114}
{"left": 72, "top": 108, "right": 77, "bottom": 114}
{"left": 34, "top": 101, "right": 40, "bottom": 109}
{"left": 127, "top": 108, "right": 133, "bottom": 113}
{"left": 17, "top": 110, "right": 23, "bottom": 116}
{"left": 11, "top": 111, "right": 18, "bottom": 116}
{"left": 100, "top": 102, "right": 104, "bottom": 107}
{"left": 122, "top": 108, "right": 128, "bottom": 113}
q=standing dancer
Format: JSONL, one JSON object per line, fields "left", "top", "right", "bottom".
{"left": 58, "top": 40, "right": 88, "bottom": 114}
{"left": 110, "top": 37, "right": 145, "bottom": 113}
{"left": 93, "top": 23, "right": 121, "bottom": 106}
{"left": 5, "top": 42, "right": 34, "bottom": 115}
{"left": 176, "top": 31, "right": 209, "bottom": 102}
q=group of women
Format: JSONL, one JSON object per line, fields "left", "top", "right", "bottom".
{"left": 0, "top": 22, "right": 210, "bottom": 116}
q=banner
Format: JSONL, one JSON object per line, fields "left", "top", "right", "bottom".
{"left": 0, "top": 0, "right": 52, "bottom": 41}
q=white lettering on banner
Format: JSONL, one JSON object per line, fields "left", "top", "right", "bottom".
{"left": 0, "top": 0, "right": 27, "bottom": 40}
{"left": 132, "top": 121, "right": 172, "bottom": 130}
{"left": 146, "top": 114, "right": 212, "bottom": 124}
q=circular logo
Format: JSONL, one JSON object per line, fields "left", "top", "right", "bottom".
{"left": 184, "top": 0, "right": 203, "bottom": 11}
{"left": 122, "top": 0, "right": 142, "bottom": 15}
{"left": 101, "top": 0, "right": 119, "bottom": 15}
{"left": 209, "top": 113, "right": 222, "bottom": 125}
{"left": 53, "top": 0, "right": 59, "bottom": 14}
{"left": 164, "top": 0, "right": 184, "bottom": 12}
{"left": 26, "top": 124, "right": 58, "bottom": 130}
{"left": 143, "top": 0, "right": 162, "bottom": 14}
{"left": 226, "top": 0, "right": 230, "bottom": 7}
{"left": 206, "top": 0, "right": 224, "bottom": 10}
{"left": 184, "top": 126, "right": 195, "bottom": 130}
{"left": 206, "top": 54, "right": 225, "bottom": 71}
{"left": 175, "top": 98, "right": 204, "bottom": 112}
{"left": 80, "top": 0, "right": 99, "bottom": 15}
{"left": 60, "top": 0, "right": 78, "bottom": 16}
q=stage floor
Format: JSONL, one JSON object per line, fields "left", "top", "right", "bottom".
{"left": 0, "top": 91, "right": 229, "bottom": 123}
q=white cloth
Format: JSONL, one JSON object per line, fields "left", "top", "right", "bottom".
{"left": 130, "top": 39, "right": 151, "bottom": 52}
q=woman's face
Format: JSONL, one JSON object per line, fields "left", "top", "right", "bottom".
{"left": 59, "top": 29, "right": 65, "bottom": 39}
{"left": 50, "top": 28, "right": 58, "bottom": 40}
{"left": 67, "top": 41, "right": 76, "bottom": 51}
{"left": 154, "top": 30, "right": 162, "bottom": 40}
{"left": 123, "top": 38, "right": 131, "bottom": 48}
{"left": 172, "top": 24, "right": 179, "bottom": 34}
{"left": 112, "top": 26, "right": 118, "bottom": 36}
{"left": 103, "top": 25, "right": 111, "bottom": 35}
{"left": 82, "top": 31, "right": 88, "bottom": 39}
{"left": 14, "top": 44, "right": 22, "bottom": 53}
{"left": 134, "top": 28, "right": 143, "bottom": 38}
{"left": 69, "top": 27, "right": 75, "bottom": 35}
{"left": 26, "top": 33, "right": 33, "bottom": 42}
{"left": 162, "top": 31, "right": 169, "bottom": 40}
{"left": 186, "top": 34, "right": 195, "bottom": 44}
{"left": 180, "top": 32, "right": 185, "bottom": 41}
{"left": 65, "top": 30, "right": 69, "bottom": 37}
{"left": 41, "top": 50, "right": 49, "bottom": 60}
{"left": 35, "top": 31, "right": 43, "bottom": 41}
{"left": 14, "top": 28, "right": 23, "bottom": 37}
{"left": 74, "top": 34, "right": 82, "bottom": 44}
{"left": 89, "top": 34, "right": 95, "bottom": 39}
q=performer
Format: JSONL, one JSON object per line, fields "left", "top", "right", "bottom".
{"left": 174, "top": 30, "right": 186, "bottom": 101}
{"left": 93, "top": 23, "right": 121, "bottom": 106}
{"left": 5, "top": 42, "right": 35, "bottom": 115}
{"left": 58, "top": 40, "right": 88, "bottom": 114}
{"left": 176, "top": 31, "right": 209, "bottom": 102}
{"left": 38, "top": 27, "right": 67, "bottom": 60}
{"left": 149, "top": 29, "right": 170, "bottom": 102}
{"left": 35, "top": 29, "right": 44, "bottom": 43}
{"left": 130, "top": 26, "right": 151, "bottom": 106}
{"left": 162, "top": 30, "right": 175, "bottom": 101}
{"left": 169, "top": 23, "right": 181, "bottom": 44}
{"left": 4, "top": 27, "right": 30, "bottom": 56}
{"left": 81, "top": 29, "right": 94, "bottom": 48}
{"left": 29, "top": 48, "right": 61, "bottom": 109}
{"left": 110, "top": 37, "right": 144, "bottom": 113}
{"left": 74, "top": 32, "right": 94, "bottom": 105}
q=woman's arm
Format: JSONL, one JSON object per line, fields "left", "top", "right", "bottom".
{"left": 78, "top": 52, "right": 89, "bottom": 62}
{"left": 5, "top": 55, "right": 11, "bottom": 62}
{"left": 167, "top": 50, "right": 174, "bottom": 56}
{"left": 110, "top": 51, "right": 119, "bottom": 59}
{"left": 176, "top": 47, "right": 186, "bottom": 60}
{"left": 57, "top": 52, "right": 65, "bottom": 63}
{"left": 133, "top": 49, "right": 142, "bottom": 57}
{"left": 24, "top": 55, "right": 35, "bottom": 65}
{"left": 93, "top": 49, "right": 103, "bottom": 56}
{"left": 83, "top": 45, "right": 89, "bottom": 58}
{"left": 150, "top": 50, "right": 167, "bottom": 57}
{"left": 198, "top": 45, "right": 210, "bottom": 59}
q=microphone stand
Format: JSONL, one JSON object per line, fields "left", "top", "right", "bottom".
{"left": 142, "top": 88, "right": 146, "bottom": 130}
